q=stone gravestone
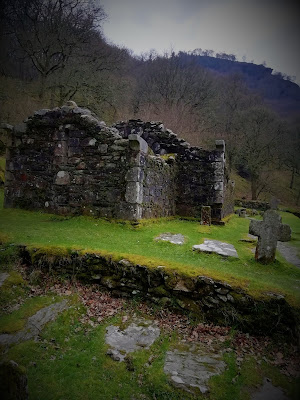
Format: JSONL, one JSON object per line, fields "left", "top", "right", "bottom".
{"left": 201, "top": 206, "right": 211, "bottom": 225}
{"left": 249, "top": 210, "right": 291, "bottom": 264}
{"left": 239, "top": 208, "right": 247, "bottom": 218}
{"left": 270, "top": 197, "right": 280, "bottom": 210}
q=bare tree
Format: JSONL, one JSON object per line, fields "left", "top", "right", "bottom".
{"left": 214, "top": 74, "right": 261, "bottom": 171}
{"left": 2, "top": 0, "right": 106, "bottom": 100}
{"left": 238, "top": 106, "right": 283, "bottom": 200}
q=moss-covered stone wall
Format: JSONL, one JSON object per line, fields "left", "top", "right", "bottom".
{"left": 22, "top": 245, "right": 299, "bottom": 339}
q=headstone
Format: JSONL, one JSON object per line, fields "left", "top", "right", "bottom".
{"left": 270, "top": 197, "right": 280, "bottom": 210}
{"left": 239, "top": 208, "right": 247, "bottom": 218}
{"left": 193, "top": 239, "right": 239, "bottom": 258}
{"left": 201, "top": 206, "right": 211, "bottom": 225}
{"left": 0, "top": 360, "right": 28, "bottom": 400}
{"left": 249, "top": 210, "right": 292, "bottom": 264}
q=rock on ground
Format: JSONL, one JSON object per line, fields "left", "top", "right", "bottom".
{"left": 164, "top": 344, "right": 226, "bottom": 394}
{"left": 0, "top": 300, "right": 68, "bottom": 346}
{"left": 105, "top": 319, "right": 160, "bottom": 362}
{"left": 0, "top": 272, "right": 9, "bottom": 288}
{"left": 155, "top": 233, "right": 185, "bottom": 245}
{"left": 251, "top": 378, "right": 291, "bottom": 400}
{"left": 193, "top": 239, "right": 238, "bottom": 258}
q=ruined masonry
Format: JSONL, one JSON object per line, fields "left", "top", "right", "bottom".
{"left": 4, "top": 102, "right": 233, "bottom": 221}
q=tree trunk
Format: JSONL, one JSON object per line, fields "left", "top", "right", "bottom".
{"left": 251, "top": 177, "right": 258, "bottom": 200}
{"left": 297, "top": 187, "right": 300, "bottom": 206}
{"left": 50, "top": 87, "right": 55, "bottom": 109}
{"left": 39, "top": 74, "right": 46, "bottom": 102}
{"left": 290, "top": 167, "right": 295, "bottom": 189}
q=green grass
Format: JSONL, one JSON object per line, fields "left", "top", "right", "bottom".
{"left": 2, "top": 297, "right": 298, "bottom": 400}
{"left": 4, "top": 305, "right": 194, "bottom": 400}
{"left": 0, "top": 188, "right": 300, "bottom": 305}
{"left": 0, "top": 295, "right": 60, "bottom": 333}
{"left": 0, "top": 269, "right": 26, "bottom": 311}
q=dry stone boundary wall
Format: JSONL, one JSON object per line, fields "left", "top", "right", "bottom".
{"left": 21, "top": 245, "right": 299, "bottom": 339}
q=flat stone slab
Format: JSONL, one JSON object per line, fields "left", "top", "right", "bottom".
{"left": 193, "top": 239, "right": 238, "bottom": 258}
{"left": 155, "top": 233, "right": 185, "bottom": 245}
{"left": 0, "top": 272, "right": 9, "bottom": 288}
{"left": 0, "top": 300, "right": 68, "bottom": 346}
{"left": 277, "top": 242, "right": 300, "bottom": 268}
{"left": 105, "top": 319, "right": 160, "bottom": 362}
{"left": 251, "top": 378, "right": 291, "bottom": 400}
{"left": 164, "top": 345, "right": 226, "bottom": 394}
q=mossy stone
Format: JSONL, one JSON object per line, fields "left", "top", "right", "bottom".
{"left": 0, "top": 360, "right": 28, "bottom": 400}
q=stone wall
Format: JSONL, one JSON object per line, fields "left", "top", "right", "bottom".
{"left": 142, "top": 155, "right": 176, "bottom": 218}
{"left": 234, "top": 199, "right": 270, "bottom": 211}
{"left": 114, "top": 120, "right": 231, "bottom": 221}
{"left": 4, "top": 104, "right": 131, "bottom": 218}
{"left": 4, "top": 103, "right": 233, "bottom": 221}
{"left": 21, "top": 245, "right": 298, "bottom": 338}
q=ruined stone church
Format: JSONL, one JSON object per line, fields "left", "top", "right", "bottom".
{"left": 4, "top": 102, "right": 233, "bottom": 222}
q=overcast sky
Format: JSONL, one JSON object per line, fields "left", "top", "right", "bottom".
{"left": 100, "top": 0, "right": 300, "bottom": 84}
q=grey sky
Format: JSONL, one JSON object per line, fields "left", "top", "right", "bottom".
{"left": 100, "top": 0, "right": 300, "bottom": 84}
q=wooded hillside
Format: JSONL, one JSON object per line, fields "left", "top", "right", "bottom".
{"left": 0, "top": 0, "right": 299, "bottom": 206}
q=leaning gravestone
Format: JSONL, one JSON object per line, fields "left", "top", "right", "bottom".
{"left": 249, "top": 210, "right": 291, "bottom": 264}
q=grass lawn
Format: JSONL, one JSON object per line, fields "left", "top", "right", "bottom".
{"left": 0, "top": 270, "right": 299, "bottom": 400}
{"left": 0, "top": 189, "right": 300, "bottom": 305}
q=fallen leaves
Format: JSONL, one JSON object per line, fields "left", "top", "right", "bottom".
{"left": 20, "top": 265, "right": 300, "bottom": 379}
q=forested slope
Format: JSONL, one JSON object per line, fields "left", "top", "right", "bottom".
{"left": 0, "top": 0, "right": 299, "bottom": 206}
